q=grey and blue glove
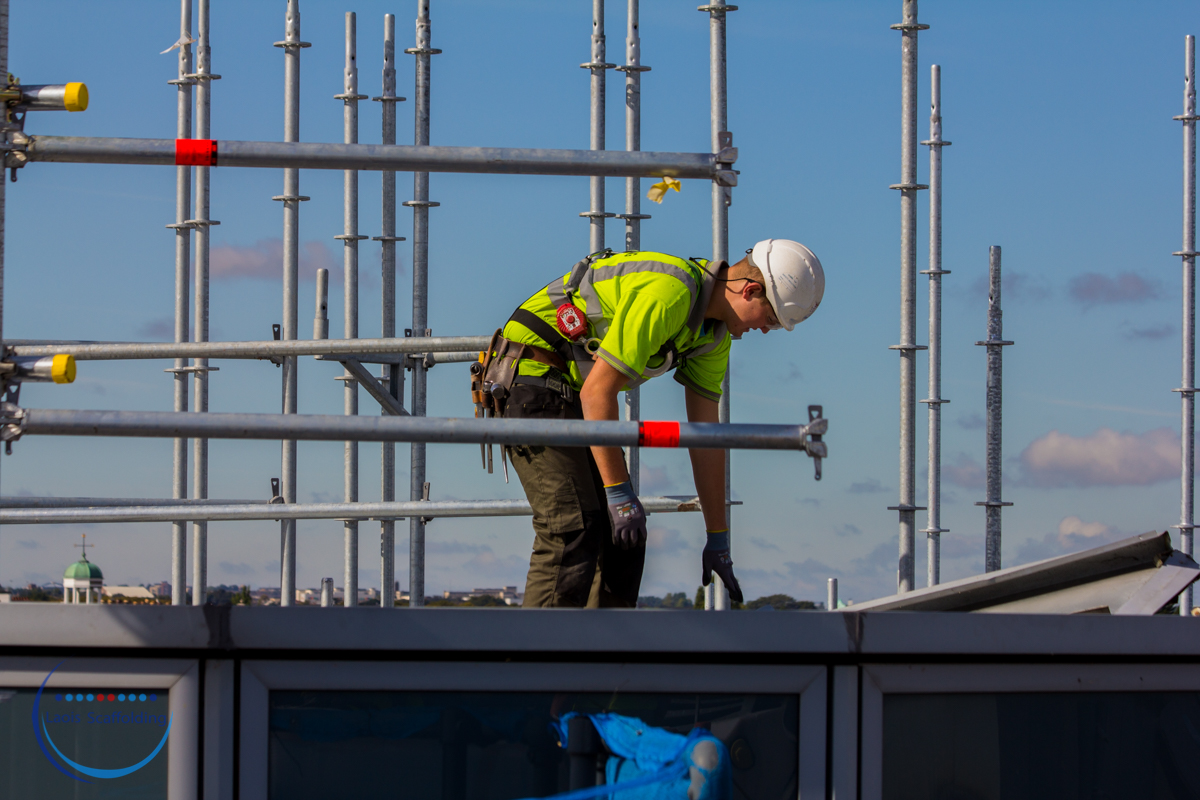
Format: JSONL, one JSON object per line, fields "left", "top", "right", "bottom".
{"left": 702, "top": 528, "right": 744, "bottom": 603}
{"left": 604, "top": 480, "right": 647, "bottom": 550}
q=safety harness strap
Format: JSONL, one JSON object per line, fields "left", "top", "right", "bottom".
{"left": 507, "top": 308, "right": 575, "bottom": 366}
{"left": 513, "top": 374, "right": 575, "bottom": 403}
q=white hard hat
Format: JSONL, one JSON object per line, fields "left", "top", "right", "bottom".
{"left": 748, "top": 238, "right": 825, "bottom": 331}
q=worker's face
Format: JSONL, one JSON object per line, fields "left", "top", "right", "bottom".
{"left": 728, "top": 281, "right": 780, "bottom": 338}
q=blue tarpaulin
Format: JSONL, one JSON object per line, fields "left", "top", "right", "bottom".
{"left": 525, "top": 712, "right": 731, "bottom": 800}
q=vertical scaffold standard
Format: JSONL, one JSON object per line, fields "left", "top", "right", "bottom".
{"left": 888, "top": 0, "right": 929, "bottom": 594}
{"left": 1173, "top": 34, "right": 1199, "bottom": 615}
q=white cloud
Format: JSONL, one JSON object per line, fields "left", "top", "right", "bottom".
{"left": 1012, "top": 516, "right": 1125, "bottom": 565}
{"left": 1069, "top": 272, "right": 1159, "bottom": 307}
{"left": 646, "top": 526, "right": 695, "bottom": 557}
{"left": 1019, "top": 427, "right": 1179, "bottom": 487}
{"left": 210, "top": 238, "right": 339, "bottom": 282}
{"left": 944, "top": 453, "right": 985, "bottom": 489}
{"left": 640, "top": 466, "right": 677, "bottom": 495}
{"left": 1056, "top": 515, "right": 1113, "bottom": 544}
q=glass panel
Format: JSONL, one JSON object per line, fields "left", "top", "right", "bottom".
{"left": 0, "top": 686, "right": 170, "bottom": 800}
{"left": 883, "top": 692, "right": 1200, "bottom": 800}
{"left": 269, "top": 690, "right": 797, "bottom": 800}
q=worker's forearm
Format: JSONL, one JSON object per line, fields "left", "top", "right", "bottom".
{"left": 581, "top": 383, "right": 629, "bottom": 486}
{"left": 689, "top": 447, "right": 727, "bottom": 530}
{"left": 683, "top": 388, "right": 726, "bottom": 528}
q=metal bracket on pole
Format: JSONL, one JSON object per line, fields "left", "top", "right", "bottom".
{"left": 802, "top": 405, "right": 828, "bottom": 481}
{"left": 337, "top": 358, "right": 407, "bottom": 416}
{"left": 268, "top": 477, "right": 284, "bottom": 521}
{"left": 269, "top": 323, "right": 284, "bottom": 366}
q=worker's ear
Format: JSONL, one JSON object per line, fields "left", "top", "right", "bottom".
{"left": 741, "top": 280, "right": 765, "bottom": 301}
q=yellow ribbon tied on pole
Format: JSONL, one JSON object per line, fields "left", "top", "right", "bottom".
{"left": 647, "top": 176, "right": 682, "bottom": 204}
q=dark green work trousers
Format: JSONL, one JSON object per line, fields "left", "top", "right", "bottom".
{"left": 503, "top": 381, "right": 646, "bottom": 608}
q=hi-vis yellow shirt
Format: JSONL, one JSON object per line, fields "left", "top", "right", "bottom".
{"left": 502, "top": 251, "right": 731, "bottom": 402}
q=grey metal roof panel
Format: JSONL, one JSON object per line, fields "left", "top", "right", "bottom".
{"left": 844, "top": 531, "right": 1180, "bottom": 613}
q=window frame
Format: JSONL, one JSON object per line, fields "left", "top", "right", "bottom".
{"left": 238, "top": 660, "right": 827, "bottom": 800}
{"left": 0, "top": 655, "right": 199, "bottom": 800}
{"left": 858, "top": 663, "right": 1200, "bottom": 800}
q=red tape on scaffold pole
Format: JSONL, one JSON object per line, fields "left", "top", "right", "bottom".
{"left": 175, "top": 139, "right": 218, "bottom": 167}
{"left": 638, "top": 421, "right": 680, "bottom": 448}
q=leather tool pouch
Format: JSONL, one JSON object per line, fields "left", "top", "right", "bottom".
{"left": 472, "top": 329, "right": 568, "bottom": 418}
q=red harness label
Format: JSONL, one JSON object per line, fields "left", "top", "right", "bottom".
{"left": 555, "top": 303, "right": 587, "bottom": 341}
{"left": 639, "top": 421, "right": 680, "bottom": 448}
{"left": 176, "top": 139, "right": 218, "bottom": 167}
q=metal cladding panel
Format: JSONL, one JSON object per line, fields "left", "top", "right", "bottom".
{"left": 224, "top": 606, "right": 854, "bottom": 655}
{"left": 0, "top": 604, "right": 212, "bottom": 648}
{"left": 2, "top": 605, "right": 1200, "bottom": 659}
{"left": 851, "top": 611, "right": 1200, "bottom": 657}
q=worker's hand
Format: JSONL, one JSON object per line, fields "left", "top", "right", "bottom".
{"left": 604, "top": 481, "right": 647, "bottom": 550}
{"left": 701, "top": 529, "right": 744, "bottom": 603}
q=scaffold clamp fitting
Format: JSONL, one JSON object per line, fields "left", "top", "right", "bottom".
{"left": 714, "top": 170, "right": 738, "bottom": 187}
{"left": 805, "top": 405, "right": 827, "bottom": 481}
{"left": 4, "top": 130, "right": 28, "bottom": 180}
{"left": 0, "top": 401, "right": 26, "bottom": 451}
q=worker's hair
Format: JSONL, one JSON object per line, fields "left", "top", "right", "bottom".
{"left": 725, "top": 257, "right": 765, "bottom": 287}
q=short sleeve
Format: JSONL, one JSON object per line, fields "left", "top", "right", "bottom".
{"left": 595, "top": 281, "right": 692, "bottom": 381}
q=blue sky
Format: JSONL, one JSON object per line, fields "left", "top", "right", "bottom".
{"left": 1, "top": 0, "right": 1197, "bottom": 604}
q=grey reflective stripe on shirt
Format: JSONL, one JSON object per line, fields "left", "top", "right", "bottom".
{"left": 686, "top": 259, "right": 724, "bottom": 335}
{"left": 680, "top": 321, "right": 728, "bottom": 358}
{"left": 674, "top": 370, "right": 722, "bottom": 402}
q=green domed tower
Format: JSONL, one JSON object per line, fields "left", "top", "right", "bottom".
{"left": 64, "top": 534, "right": 103, "bottom": 604}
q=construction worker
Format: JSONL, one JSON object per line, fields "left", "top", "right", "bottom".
{"left": 487, "top": 240, "right": 824, "bottom": 608}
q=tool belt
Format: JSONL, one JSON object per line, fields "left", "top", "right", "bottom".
{"left": 471, "top": 326, "right": 576, "bottom": 482}
{"left": 470, "top": 328, "right": 571, "bottom": 419}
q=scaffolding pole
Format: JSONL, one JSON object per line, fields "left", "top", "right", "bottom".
{"left": 336, "top": 11, "right": 366, "bottom": 608}
{"left": 0, "top": 496, "right": 709, "bottom": 525}
{"left": 21, "top": 136, "right": 737, "bottom": 181}
{"left": 582, "top": 0, "right": 614, "bottom": 253}
{"left": 274, "top": 0, "right": 309, "bottom": 607}
{"left": 888, "top": 0, "right": 928, "bottom": 593}
{"left": 1174, "top": 34, "right": 1198, "bottom": 615}
{"left": 376, "top": 14, "right": 405, "bottom": 608}
{"left": 701, "top": 0, "right": 735, "bottom": 610}
{"left": 9, "top": 335, "right": 489, "bottom": 360}
{"left": 167, "top": 0, "right": 193, "bottom": 607}
{"left": 191, "top": 0, "right": 217, "bottom": 606}
{"left": 6, "top": 407, "right": 826, "bottom": 450}
{"left": 617, "top": 0, "right": 649, "bottom": 494}
{"left": 405, "top": 0, "right": 440, "bottom": 608}
{"left": 920, "top": 64, "right": 950, "bottom": 586}
{"left": 975, "top": 246, "right": 1013, "bottom": 572}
